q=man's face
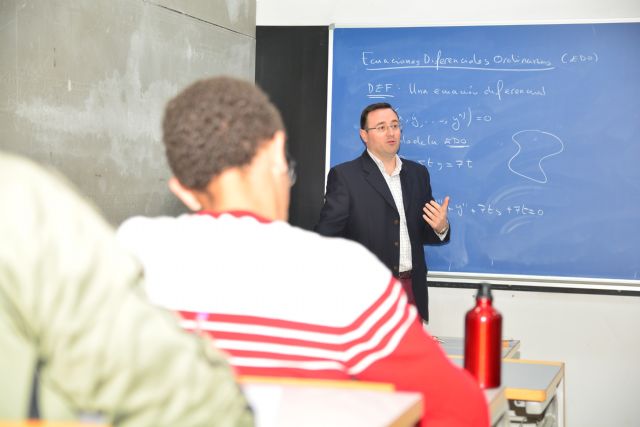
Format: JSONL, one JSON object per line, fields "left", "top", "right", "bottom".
{"left": 359, "top": 108, "right": 401, "bottom": 160}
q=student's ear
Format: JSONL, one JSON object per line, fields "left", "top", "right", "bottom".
{"left": 269, "top": 130, "right": 288, "bottom": 172}
{"left": 168, "top": 177, "right": 202, "bottom": 211}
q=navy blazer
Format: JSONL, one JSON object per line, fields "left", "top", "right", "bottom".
{"left": 315, "top": 150, "right": 449, "bottom": 321}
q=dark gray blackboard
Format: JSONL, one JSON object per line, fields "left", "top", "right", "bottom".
{"left": 328, "top": 23, "right": 640, "bottom": 285}
{"left": 257, "top": 26, "right": 329, "bottom": 230}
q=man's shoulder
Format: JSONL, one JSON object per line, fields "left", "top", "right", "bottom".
{"left": 118, "top": 215, "right": 169, "bottom": 237}
{"left": 330, "top": 153, "right": 366, "bottom": 172}
{"left": 281, "top": 226, "right": 396, "bottom": 322}
{"left": 288, "top": 226, "right": 392, "bottom": 283}
{"left": 292, "top": 225, "right": 383, "bottom": 264}
{"left": 116, "top": 214, "right": 189, "bottom": 253}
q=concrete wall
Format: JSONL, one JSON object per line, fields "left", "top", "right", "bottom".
{"left": 257, "top": 2, "right": 640, "bottom": 426}
{"left": 0, "top": 0, "right": 256, "bottom": 225}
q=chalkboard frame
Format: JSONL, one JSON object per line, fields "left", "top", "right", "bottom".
{"left": 326, "top": 21, "right": 640, "bottom": 292}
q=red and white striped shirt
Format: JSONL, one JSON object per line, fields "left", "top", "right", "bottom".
{"left": 117, "top": 211, "right": 488, "bottom": 427}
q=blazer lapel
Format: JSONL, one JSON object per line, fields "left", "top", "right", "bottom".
{"left": 400, "top": 163, "right": 418, "bottom": 235}
{"left": 360, "top": 151, "right": 398, "bottom": 212}
{"left": 400, "top": 162, "right": 414, "bottom": 215}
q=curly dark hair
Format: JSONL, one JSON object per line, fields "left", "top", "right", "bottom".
{"left": 162, "top": 76, "right": 285, "bottom": 190}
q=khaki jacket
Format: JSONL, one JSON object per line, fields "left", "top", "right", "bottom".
{"left": 0, "top": 153, "right": 253, "bottom": 427}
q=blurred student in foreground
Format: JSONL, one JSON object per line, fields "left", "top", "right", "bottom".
{"left": 117, "top": 76, "right": 489, "bottom": 427}
{"left": 0, "top": 151, "right": 253, "bottom": 427}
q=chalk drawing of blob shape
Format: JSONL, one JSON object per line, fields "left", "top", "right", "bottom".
{"left": 508, "top": 130, "right": 564, "bottom": 184}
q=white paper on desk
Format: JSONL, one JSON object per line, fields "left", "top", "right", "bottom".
{"left": 242, "top": 384, "right": 283, "bottom": 427}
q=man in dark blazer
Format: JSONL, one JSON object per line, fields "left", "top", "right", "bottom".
{"left": 315, "top": 103, "right": 450, "bottom": 322}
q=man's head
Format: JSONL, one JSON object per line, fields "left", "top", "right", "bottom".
{"left": 359, "top": 102, "right": 401, "bottom": 161}
{"left": 162, "top": 76, "right": 290, "bottom": 220}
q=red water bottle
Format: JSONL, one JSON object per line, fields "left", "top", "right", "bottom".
{"left": 464, "top": 283, "right": 502, "bottom": 388}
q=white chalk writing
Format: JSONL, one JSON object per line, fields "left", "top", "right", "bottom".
{"left": 362, "top": 50, "right": 555, "bottom": 72}
{"left": 447, "top": 202, "right": 545, "bottom": 217}
{"left": 416, "top": 158, "right": 474, "bottom": 171}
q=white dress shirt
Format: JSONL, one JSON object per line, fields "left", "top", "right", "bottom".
{"left": 367, "top": 150, "right": 448, "bottom": 273}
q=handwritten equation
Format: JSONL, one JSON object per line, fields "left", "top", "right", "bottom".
{"left": 401, "top": 108, "right": 492, "bottom": 132}
{"left": 445, "top": 201, "right": 545, "bottom": 218}
{"left": 415, "top": 158, "right": 473, "bottom": 171}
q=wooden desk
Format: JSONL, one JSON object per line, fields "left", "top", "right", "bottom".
{"left": 438, "top": 336, "right": 521, "bottom": 359}
{"left": 240, "top": 375, "right": 510, "bottom": 427}
{"left": 450, "top": 358, "right": 565, "bottom": 427}
{"left": 239, "top": 377, "right": 422, "bottom": 427}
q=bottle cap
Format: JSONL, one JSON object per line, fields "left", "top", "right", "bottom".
{"left": 477, "top": 283, "right": 493, "bottom": 301}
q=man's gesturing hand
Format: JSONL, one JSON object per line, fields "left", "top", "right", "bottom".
{"left": 422, "top": 196, "right": 450, "bottom": 234}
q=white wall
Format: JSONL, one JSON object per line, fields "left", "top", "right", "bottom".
{"left": 257, "top": 2, "right": 640, "bottom": 426}
{"left": 257, "top": 0, "right": 639, "bottom": 26}
{"left": 428, "top": 287, "right": 640, "bottom": 427}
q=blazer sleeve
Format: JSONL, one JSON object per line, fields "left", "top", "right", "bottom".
{"left": 315, "top": 166, "right": 350, "bottom": 237}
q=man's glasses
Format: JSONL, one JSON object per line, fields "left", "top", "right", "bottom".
{"left": 364, "top": 123, "right": 402, "bottom": 134}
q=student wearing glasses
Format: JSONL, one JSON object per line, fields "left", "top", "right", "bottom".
{"left": 116, "top": 78, "right": 487, "bottom": 427}
{"left": 315, "top": 102, "right": 450, "bottom": 323}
